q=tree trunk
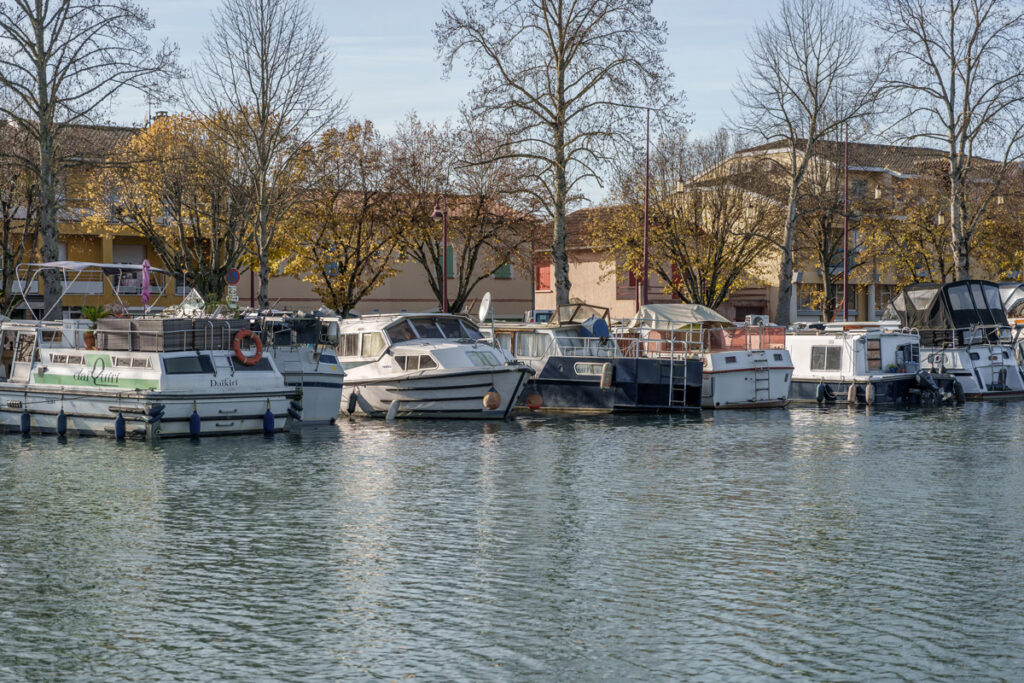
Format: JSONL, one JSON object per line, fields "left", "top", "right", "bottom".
{"left": 775, "top": 199, "right": 798, "bottom": 326}
{"left": 38, "top": 132, "right": 61, "bottom": 320}
{"left": 950, "top": 184, "right": 969, "bottom": 280}
{"left": 552, "top": 107, "right": 570, "bottom": 306}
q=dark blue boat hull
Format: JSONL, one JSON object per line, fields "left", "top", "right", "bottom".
{"left": 520, "top": 356, "right": 703, "bottom": 412}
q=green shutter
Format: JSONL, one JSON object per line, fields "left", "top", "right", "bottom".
{"left": 493, "top": 263, "right": 512, "bottom": 279}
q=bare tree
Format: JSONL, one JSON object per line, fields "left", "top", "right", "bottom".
{"left": 0, "top": 125, "right": 38, "bottom": 316}
{"left": 594, "top": 129, "right": 783, "bottom": 309}
{"left": 190, "top": 0, "right": 345, "bottom": 307}
{"left": 390, "top": 114, "right": 541, "bottom": 313}
{"left": 871, "top": 0, "right": 1024, "bottom": 280}
{"left": 0, "top": 0, "right": 175, "bottom": 318}
{"left": 436, "top": 0, "right": 683, "bottom": 307}
{"left": 733, "top": 0, "right": 878, "bottom": 325}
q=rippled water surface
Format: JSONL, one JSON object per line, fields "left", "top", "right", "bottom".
{"left": 3, "top": 404, "right": 1024, "bottom": 681}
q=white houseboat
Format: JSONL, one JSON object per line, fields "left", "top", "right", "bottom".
{"left": 787, "top": 322, "right": 958, "bottom": 404}
{"left": 253, "top": 314, "right": 345, "bottom": 424}
{"left": 0, "top": 263, "right": 299, "bottom": 438}
{"left": 486, "top": 303, "right": 703, "bottom": 412}
{"left": 623, "top": 304, "right": 792, "bottom": 409}
{"left": 336, "top": 312, "right": 533, "bottom": 419}
{"left": 885, "top": 280, "right": 1024, "bottom": 399}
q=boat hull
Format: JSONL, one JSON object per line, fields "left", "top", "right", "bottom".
{"left": 789, "top": 374, "right": 957, "bottom": 405}
{"left": 518, "top": 357, "right": 702, "bottom": 413}
{"left": 0, "top": 385, "right": 294, "bottom": 438}
{"left": 341, "top": 366, "right": 532, "bottom": 419}
{"left": 921, "top": 345, "right": 1024, "bottom": 399}
{"left": 701, "top": 350, "right": 792, "bottom": 409}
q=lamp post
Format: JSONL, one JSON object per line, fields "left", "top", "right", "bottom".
{"left": 642, "top": 107, "right": 650, "bottom": 311}
{"left": 843, "top": 123, "right": 849, "bottom": 322}
{"left": 431, "top": 196, "right": 449, "bottom": 313}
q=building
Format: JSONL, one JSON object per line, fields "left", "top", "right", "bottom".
{"left": 536, "top": 140, "right": 983, "bottom": 323}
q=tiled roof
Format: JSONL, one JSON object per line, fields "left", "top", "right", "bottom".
{"left": 0, "top": 120, "right": 139, "bottom": 163}
{"left": 736, "top": 138, "right": 963, "bottom": 176}
{"left": 535, "top": 206, "right": 627, "bottom": 251}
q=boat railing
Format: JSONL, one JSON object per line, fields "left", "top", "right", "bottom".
{"left": 529, "top": 332, "right": 698, "bottom": 361}
{"left": 8, "top": 317, "right": 251, "bottom": 353}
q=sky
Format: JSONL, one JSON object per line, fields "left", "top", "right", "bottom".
{"left": 116, "top": 0, "right": 778, "bottom": 200}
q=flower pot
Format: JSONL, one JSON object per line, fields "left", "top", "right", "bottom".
{"left": 83, "top": 330, "right": 96, "bottom": 350}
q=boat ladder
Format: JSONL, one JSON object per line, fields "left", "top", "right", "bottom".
{"left": 752, "top": 355, "right": 771, "bottom": 402}
{"left": 663, "top": 361, "right": 691, "bottom": 408}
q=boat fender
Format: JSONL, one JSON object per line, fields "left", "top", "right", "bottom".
{"left": 114, "top": 412, "right": 126, "bottom": 440}
{"left": 346, "top": 392, "right": 358, "bottom": 415}
{"left": 953, "top": 380, "right": 966, "bottom": 404}
{"left": 865, "top": 383, "right": 876, "bottom": 405}
{"left": 815, "top": 382, "right": 826, "bottom": 403}
{"left": 20, "top": 410, "right": 30, "bottom": 435}
{"left": 290, "top": 399, "right": 303, "bottom": 412}
{"left": 600, "top": 362, "right": 614, "bottom": 390}
{"left": 916, "top": 370, "right": 939, "bottom": 393}
{"left": 189, "top": 404, "right": 201, "bottom": 437}
{"left": 263, "top": 401, "right": 275, "bottom": 435}
{"left": 233, "top": 329, "right": 264, "bottom": 366}
{"left": 525, "top": 393, "right": 543, "bottom": 411}
{"left": 482, "top": 388, "right": 501, "bottom": 411}
{"left": 56, "top": 409, "right": 67, "bottom": 436}
{"left": 847, "top": 384, "right": 858, "bottom": 404}
{"left": 386, "top": 400, "right": 400, "bottom": 421}
{"left": 288, "top": 407, "right": 302, "bottom": 421}
{"left": 147, "top": 403, "right": 165, "bottom": 417}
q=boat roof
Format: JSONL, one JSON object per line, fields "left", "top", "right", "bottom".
{"left": 627, "top": 303, "right": 732, "bottom": 329}
{"left": 337, "top": 312, "right": 479, "bottom": 332}
{"left": 22, "top": 260, "right": 171, "bottom": 274}
{"left": 885, "top": 280, "right": 1008, "bottom": 330}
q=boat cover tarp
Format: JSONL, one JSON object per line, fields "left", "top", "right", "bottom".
{"left": 885, "top": 280, "right": 1008, "bottom": 345}
{"left": 23, "top": 261, "right": 171, "bottom": 275}
{"left": 627, "top": 303, "right": 732, "bottom": 329}
{"left": 999, "top": 282, "right": 1024, "bottom": 318}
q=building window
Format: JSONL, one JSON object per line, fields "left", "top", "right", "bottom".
{"left": 535, "top": 261, "right": 552, "bottom": 291}
{"left": 493, "top": 263, "right": 513, "bottom": 279}
{"left": 798, "top": 283, "right": 819, "bottom": 312}
{"left": 850, "top": 180, "right": 868, "bottom": 199}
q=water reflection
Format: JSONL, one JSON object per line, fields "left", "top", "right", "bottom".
{"left": 2, "top": 405, "right": 1024, "bottom": 679}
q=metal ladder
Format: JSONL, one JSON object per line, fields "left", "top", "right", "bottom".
{"left": 752, "top": 354, "right": 771, "bottom": 402}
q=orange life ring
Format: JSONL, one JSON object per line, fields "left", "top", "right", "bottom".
{"left": 233, "top": 329, "right": 263, "bottom": 365}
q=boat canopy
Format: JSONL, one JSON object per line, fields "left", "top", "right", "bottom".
{"left": 22, "top": 261, "right": 171, "bottom": 275}
{"left": 626, "top": 303, "right": 732, "bottom": 329}
{"left": 999, "top": 282, "right": 1024, "bottom": 318}
{"left": 885, "top": 280, "right": 1008, "bottom": 344}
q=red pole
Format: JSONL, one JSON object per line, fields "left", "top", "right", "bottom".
{"left": 843, "top": 124, "right": 849, "bottom": 322}
{"left": 641, "top": 108, "right": 650, "bottom": 310}
{"left": 442, "top": 196, "right": 448, "bottom": 313}
{"left": 249, "top": 268, "right": 255, "bottom": 308}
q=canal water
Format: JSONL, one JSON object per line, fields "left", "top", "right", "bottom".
{"left": 2, "top": 404, "right": 1024, "bottom": 681}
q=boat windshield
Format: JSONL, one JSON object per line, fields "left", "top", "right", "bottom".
{"left": 387, "top": 316, "right": 483, "bottom": 343}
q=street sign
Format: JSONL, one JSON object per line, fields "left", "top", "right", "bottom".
{"left": 226, "top": 285, "right": 239, "bottom": 304}
{"left": 225, "top": 268, "right": 240, "bottom": 285}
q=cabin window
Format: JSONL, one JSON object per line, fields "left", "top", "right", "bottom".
{"left": 461, "top": 322, "right": 483, "bottom": 340}
{"left": 969, "top": 351, "right": 981, "bottom": 361}
{"left": 339, "top": 333, "right": 359, "bottom": 357}
{"left": 396, "top": 354, "right": 437, "bottom": 371}
{"left": 386, "top": 320, "right": 417, "bottom": 343}
{"left": 810, "top": 345, "right": 842, "bottom": 371}
{"left": 516, "top": 332, "right": 549, "bottom": 357}
{"left": 773, "top": 353, "right": 784, "bottom": 362}
{"left": 361, "top": 332, "right": 386, "bottom": 358}
{"left": 231, "top": 357, "right": 273, "bottom": 371}
{"left": 948, "top": 285, "right": 973, "bottom": 310}
{"left": 467, "top": 351, "right": 500, "bottom": 367}
{"left": 983, "top": 285, "right": 1002, "bottom": 310}
{"left": 435, "top": 318, "right": 464, "bottom": 338}
{"left": 495, "top": 333, "right": 513, "bottom": 351}
{"left": 574, "top": 362, "right": 604, "bottom": 376}
{"left": 724, "top": 356, "right": 737, "bottom": 364}
{"left": 164, "top": 355, "right": 214, "bottom": 374}
{"left": 866, "top": 339, "right": 882, "bottom": 371}
{"left": 410, "top": 318, "right": 443, "bottom": 339}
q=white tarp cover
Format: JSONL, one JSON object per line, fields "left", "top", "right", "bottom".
{"left": 627, "top": 303, "right": 732, "bottom": 329}
{"left": 24, "top": 261, "right": 171, "bottom": 274}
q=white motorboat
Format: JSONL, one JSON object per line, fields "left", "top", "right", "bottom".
{"left": 254, "top": 314, "right": 345, "bottom": 424}
{"left": 485, "top": 303, "right": 703, "bottom": 412}
{"left": 624, "top": 304, "right": 792, "bottom": 409}
{"left": 0, "top": 262, "right": 298, "bottom": 438}
{"left": 886, "top": 281, "right": 1024, "bottom": 399}
{"left": 336, "top": 312, "right": 533, "bottom": 419}
{"left": 786, "top": 321, "right": 958, "bottom": 404}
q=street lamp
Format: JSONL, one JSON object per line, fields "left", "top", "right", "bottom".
{"left": 431, "top": 196, "right": 449, "bottom": 313}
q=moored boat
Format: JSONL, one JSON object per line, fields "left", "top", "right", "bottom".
{"left": 786, "top": 321, "right": 959, "bottom": 404}
{"left": 487, "top": 303, "right": 703, "bottom": 412}
{"left": 336, "top": 312, "right": 533, "bottom": 419}
{"left": 622, "top": 304, "right": 791, "bottom": 409}
{"left": 885, "top": 280, "right": 1024, "bottom": 399}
